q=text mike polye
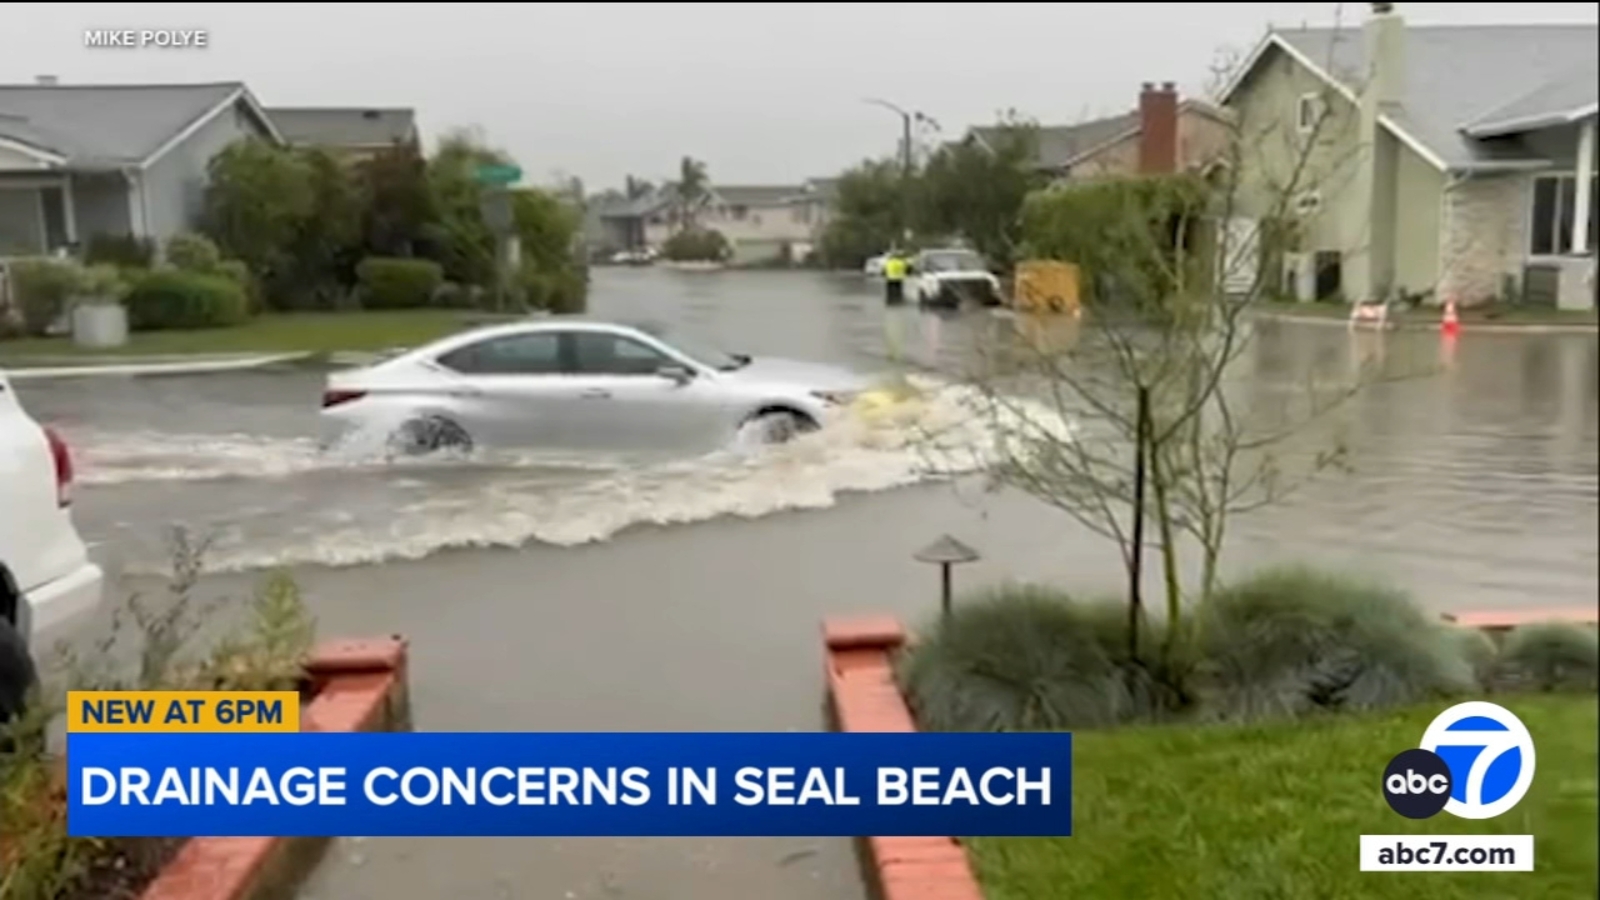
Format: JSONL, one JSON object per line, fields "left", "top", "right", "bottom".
{"left": 85, "top": 29, "right": 209, "bottom": 49}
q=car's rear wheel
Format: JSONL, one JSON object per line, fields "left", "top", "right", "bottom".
{"left": 391, "top": 416, "right": 473, "bottom": 456}
{"left": 0, "top": 617, "right": 36, "bottom": 725}
{"left": 744, "top": 409, "right": 819, "bottom": 445}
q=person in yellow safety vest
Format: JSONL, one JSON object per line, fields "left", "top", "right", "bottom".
{"left": 882, "top": 251, "right": 908, "bottom": 305}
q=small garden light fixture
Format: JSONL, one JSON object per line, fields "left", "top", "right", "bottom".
{"left": 914, "top": 534, "right": 981, "bottom": 621}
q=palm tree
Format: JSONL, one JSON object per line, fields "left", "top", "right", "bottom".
{"left": 675, "top": 156, "right": 709, "bottom": 231}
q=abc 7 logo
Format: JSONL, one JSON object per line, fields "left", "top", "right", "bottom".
{"left": 1383, "top": 701, "right": 1537, "bottom": 820}
{"left": 1382, "top": 748, "right": 1453, "bottom": 819}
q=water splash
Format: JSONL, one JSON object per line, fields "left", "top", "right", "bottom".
{"left": 78, "top": 375, "right": 1069, "bottom": 573}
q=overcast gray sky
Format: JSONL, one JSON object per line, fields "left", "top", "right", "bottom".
{"left": 5, "top": 3, "right": 1597, "bottom": 192}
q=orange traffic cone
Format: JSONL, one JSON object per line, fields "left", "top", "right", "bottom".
{"left": 1440, "top": 297, "right": 1461, "bottom": 336}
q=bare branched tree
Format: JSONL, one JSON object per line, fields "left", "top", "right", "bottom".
{"left": 933, "top": 14, "right": 1421, "bottom": 677}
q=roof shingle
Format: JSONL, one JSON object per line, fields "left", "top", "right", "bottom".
{"left": 1274, "top": 24, "right": 1598, "bottom": 169}
{"left": 265, "top": 107, "right": 417, "bottom": 148}
{"left": 0, "top": 82, "right": 247, "bottom": 167}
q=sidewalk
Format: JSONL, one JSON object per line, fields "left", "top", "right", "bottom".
{"left": 1254, "top": 307, "right": 1598, "bottom": 334}
{"left": 2, "top": 351, "right": 314, "bottom": 380}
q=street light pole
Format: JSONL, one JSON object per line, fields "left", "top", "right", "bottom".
{"left": 864, "top": 97, "right": 935, "bottom": 243}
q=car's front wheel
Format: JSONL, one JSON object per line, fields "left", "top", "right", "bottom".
{"left": 0, "top": 617, "right": 36, "bottom": 725}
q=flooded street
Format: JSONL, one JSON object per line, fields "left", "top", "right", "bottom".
{"left": 11, "top": 268, "right": 1598, "bottom": 900}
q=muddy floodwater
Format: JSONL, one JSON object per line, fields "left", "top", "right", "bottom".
{"left": 12, "top": 268, "right": 1597, "bottom": 900}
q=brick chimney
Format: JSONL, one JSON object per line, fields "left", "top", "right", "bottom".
{"left": 1139, "top": 81, "right": 1179, "bottom": 174}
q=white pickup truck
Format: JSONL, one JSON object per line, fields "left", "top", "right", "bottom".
{"left": 1, "top": 370, "right": 103, "bottom": 721}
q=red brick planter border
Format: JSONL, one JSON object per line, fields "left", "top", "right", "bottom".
{"left": 822, "top": 615, "right": 983, "bottom": 900}
{"left": 137, "top": 636, "right": 412, "bottom": 900}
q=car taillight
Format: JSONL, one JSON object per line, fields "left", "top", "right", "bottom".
{"left": 43, "top": 425, "right": 73, "bottom": 507}
{"left": 322, "top": 389, "right": 367, "bottom": 409}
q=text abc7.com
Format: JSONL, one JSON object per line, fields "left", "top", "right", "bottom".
{"left": 1361, "top": 701, "right": 1537, "bottom": 873}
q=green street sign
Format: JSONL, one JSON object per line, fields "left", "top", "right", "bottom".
{"left": 475, "top": 164, "right": 522, "bottom": 186}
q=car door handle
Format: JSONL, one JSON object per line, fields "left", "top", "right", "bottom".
{"left": 579, "top": 388, "right": 611, "bottom": 399}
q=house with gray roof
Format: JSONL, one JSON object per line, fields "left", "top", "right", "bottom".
{"left": 0, "top": 78, "right": 283, "bottom": 258}
{"left": 968, "top": 86, "right": 1232, "bottom": 181}
{"left": 1218, "top": 4, "right": 1597, "bottom": 309}
{"left": 264, "top": 107, "right": 418, "bottom": 160}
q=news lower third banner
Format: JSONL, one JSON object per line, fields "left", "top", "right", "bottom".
{"left": 67, "top": 731, "right": 1073, "bottom": 838}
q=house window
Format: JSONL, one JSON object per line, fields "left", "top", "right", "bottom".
{"left": 1294, "top": 190, "right": 1322, "bottom": 217}
{"left": 1529, "top": 173, "right": 1598, "bottom": 256}
{"left": 792, "top": 204, "right": 811, "bottom": 224}
{"left": 1296, "top": 93, "right": 1325, "bottom": 134}
{"left": 730, "top": 205, "right": 748, "bottom": 221}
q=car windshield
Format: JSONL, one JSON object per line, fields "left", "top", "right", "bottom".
{"left": 922, "top": 251, "right": 984, "bottom": 273}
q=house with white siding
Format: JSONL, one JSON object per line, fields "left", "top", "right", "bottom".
{"left": 599, "top": 180, "right": 834, "bottom": 265}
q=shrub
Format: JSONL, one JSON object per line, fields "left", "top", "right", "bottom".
{"left": 516, "top": 264, "right": 588, "bottom": 314}
{"left": 356, "top": 257, "right": 444, "bottom": 309}
{"left": 84, "top": 232, "right": 155, "bottom": 269}
{"left": 1, "top": 527, "right": 316, "bottom": 897}
{"left": 1195, "top": 566, "right": 1477, "bottom": 721}
{"left": 123, "top": 269, "right": 249, "bottom": 330}
{"left": 432, "top": 280, "right": 469, "bottom": 308}
{"left": 1450, "top": 626, "right": 1500, "bottom": 692}
{"left": 1494, "top": 623, "right": 1599, "bottom": 693}
{"left": 6, "top": 257, "right": 82, "bottom": 335}
{"left": 165, "top": 231, "right": 224, "bottom": 272}
{"left": 898, "top": 584, "right": 1177, "bottom": 732}
{"left": 661, "top": 228, "right": 730, "bottom": 262}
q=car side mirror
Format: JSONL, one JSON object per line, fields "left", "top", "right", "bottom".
{"left": 657, "top": 364, "right": 695, "bottom": 385}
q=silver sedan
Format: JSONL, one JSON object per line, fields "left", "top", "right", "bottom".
{"left": 319, "top": 318, "right": 872, "bottom": 455}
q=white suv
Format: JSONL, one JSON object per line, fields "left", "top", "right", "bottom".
{"left": 1, "top": 370, "right": 103, "bottom": 721}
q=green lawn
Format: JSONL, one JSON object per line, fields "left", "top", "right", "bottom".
{"left": 969, "top": 694, "right": 1598, "bottom": 900}
{"left": 0, "top": 310, "right": 475, "bottom": 360}
{"left": 1260, "top": 302, "right": 1597, "bottom": 326}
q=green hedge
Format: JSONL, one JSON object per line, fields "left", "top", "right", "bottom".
{"left": 84, "top": 232, "right": 156, "bottom": 269}
{"left": 165, "top": 232, "right": 259, "bottom": 313}
{"left": 165, "top": 232, "right": 224, "bottom": 272}
{"left": 124, "top": 269, "right": 250, "bottom": 330}
{"left": 517, "top": 265, "right": 587, "bottom": 314}
{"left": 356, "top": 257, "right": 444, "bottom": 309}
{"left": 661, "top": 228, "right": 730, "bottom": 262}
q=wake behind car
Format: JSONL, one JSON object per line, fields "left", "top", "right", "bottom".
{"left": 911, "top": 248, "right": 1003, "bottom": 308}
{"left": 1, "top": 370, "right": 103, "bottom": 722}
{"left": 320, "top": 319, "right": 872, "bottom": 456}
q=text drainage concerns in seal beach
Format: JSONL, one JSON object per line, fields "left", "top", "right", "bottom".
{"left": 66, "top": 724, "right": 1075, "bottom": 838}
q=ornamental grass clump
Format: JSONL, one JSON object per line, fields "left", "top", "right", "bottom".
{"left": 898, "top": 583, "right": 1177, "bottom": 732}
{"left": 1494, "top": 622, "right": 1599, "bottom": 693}
{"left": 1194, "top": 566, "right": 1476, "bottom": 722}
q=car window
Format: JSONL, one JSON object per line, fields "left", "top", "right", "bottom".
{"left": 571, "top": 332, "right": 672, "bottom": 376}
{"left": 438, "top": 333, "right": 562, "bottom": 375}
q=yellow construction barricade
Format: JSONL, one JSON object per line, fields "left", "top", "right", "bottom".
{"left": 1012, "top": 260, "right": 1081, "bottom": 316}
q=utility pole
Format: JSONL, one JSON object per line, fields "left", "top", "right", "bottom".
{"left": 864, "top": 98, "right": 936, "bottom": 244}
